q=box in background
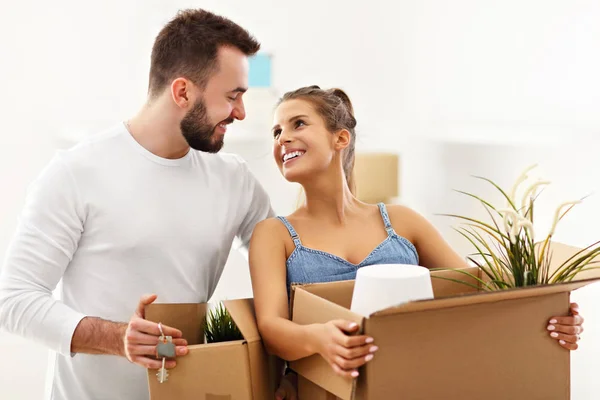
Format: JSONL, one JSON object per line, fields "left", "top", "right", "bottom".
{"left": 354, "top": 153, "right": 400, "bottom": 204}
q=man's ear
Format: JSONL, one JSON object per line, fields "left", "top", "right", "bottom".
{"left": 170, "top": 78, "right": 193, "bottom": 109}
{"left": 334, "top": 129, "right": 351, "bottom": 151}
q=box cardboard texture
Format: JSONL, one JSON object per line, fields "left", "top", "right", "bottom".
{"left": 289, "top": 244, "right": 600, "bottom": 400}
{"left": 144, "top": 299, "right": 277, "bottom": 400}
{"left": 354, "top": 153, "right": 399, "bottom": 204}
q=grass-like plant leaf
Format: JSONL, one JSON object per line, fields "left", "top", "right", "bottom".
{"left": 439, "top": 165, "right": 600, "bottom": 291}
{"left": 203, "top": 302, "right": 244, "bottom": 344}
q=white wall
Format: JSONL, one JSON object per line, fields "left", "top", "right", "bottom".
{"left": 2, "top": 1, "right": 600, "bottom": 399}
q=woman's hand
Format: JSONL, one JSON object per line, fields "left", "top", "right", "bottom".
{"left": 311, "top": 320, "right": 378, "bottom": 378}
{"left": 275, "top": 371, "right": 298, "bottom": 400}
{"left": 547, "top": 302, "right": 584, "bottom": 350}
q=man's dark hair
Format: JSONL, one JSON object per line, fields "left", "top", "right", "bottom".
{"left": 148, "top": 9, "right": 260, "bottom": 97}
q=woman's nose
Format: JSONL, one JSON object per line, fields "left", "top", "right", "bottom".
{"left": 277, "top": 131, "right": 292, "bottom": 145}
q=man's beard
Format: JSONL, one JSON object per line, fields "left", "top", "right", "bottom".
{"left": 180, "top": 99, "right": 232, "bottom": 153}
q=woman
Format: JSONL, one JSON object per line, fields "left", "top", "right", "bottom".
{"left": 248, "top": 85, "right": 584, "bottom": 380}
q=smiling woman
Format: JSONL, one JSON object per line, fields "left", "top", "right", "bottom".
{"left": 271, "top": 86, "right": 357, "bottom": 193}
{"left": 248, "top": 85, "right": 586, "bottom": 383}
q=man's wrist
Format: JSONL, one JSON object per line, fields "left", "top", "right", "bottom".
{"left": 71, "top": 317, "right": 128, "bottom": 356}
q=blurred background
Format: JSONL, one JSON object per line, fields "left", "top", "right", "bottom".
{"left": 1, "top": 0, "right": 600, "bottom": 398}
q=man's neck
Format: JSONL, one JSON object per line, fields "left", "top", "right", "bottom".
{"left": 126, "top": 101, "right": 190, "bottom": 160}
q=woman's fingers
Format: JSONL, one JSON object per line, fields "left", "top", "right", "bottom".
{"left": 547, "top": 322, "right": 583, "bottom": 336}
{"left": 557, "top": 338, "right": 579, "bottom": 351}
{"left": 548, "top": 314, "right": 584, "bottom": 328}
{"left": 339, "top": 343, "right": 379, "bottom": 360}
{"left": 331, "top": 362, "right": 360, "bottom": 379}
{"left": 549, "top": 331, "right": 579, "bottom": 345}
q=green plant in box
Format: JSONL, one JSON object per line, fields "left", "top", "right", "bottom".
{"left": 203, "top": 302, "right": 244, "bottom": 343}
{"left": 437, "top": 164, "right": 600, "bottom": 290}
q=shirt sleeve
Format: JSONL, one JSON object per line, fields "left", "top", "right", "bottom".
{"left": 0, "top": 152, "right": 87, "bottom": 357}
{"left": 235, "top": 160, "right": 275, "bottom": 255}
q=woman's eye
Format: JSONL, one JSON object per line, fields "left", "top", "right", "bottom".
{"left": 295, "top": 119, "right": 306, "bottom": 128}
{"left": 273, "top": 129, "right": 281, "bottom": 138}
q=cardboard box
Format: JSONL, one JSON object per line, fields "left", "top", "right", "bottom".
{"left": 354, "top": 153, "right": 399, "bottom": 204}
{"left": 289, "top": 244, "right": 600, "bottom": 400}
{"left": 145, "top": 299, "right": 278, "bottom": 400}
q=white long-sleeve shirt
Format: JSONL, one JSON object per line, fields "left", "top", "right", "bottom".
{"left": 0, "top": 123, "right": 274, "bottom": 400}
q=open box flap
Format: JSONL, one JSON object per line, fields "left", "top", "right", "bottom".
{"left": 290, "top": 286, "right": 363, "bottom": 400}
{"left": 292, "top": 279, "right": 356, "bottom": 309}
{"left": 223, "top": 299, "right": 278, "bottom": 400}
{"left": 223, "top": 298, "right": 261, "bottom": 343}
{"left": 145, "top": 303, "right": 207, "bottom": 345}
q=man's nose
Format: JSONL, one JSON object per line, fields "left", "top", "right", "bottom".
{"left": 232, "top": 100, "right": 246, "bottom": 121}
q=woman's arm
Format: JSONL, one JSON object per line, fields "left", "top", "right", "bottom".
{"left": 388, "top": 205, "right": 468, "bottom": 270}
{"left": 249, "top": 218, "right": 315, "bottom": 360}
{"left": 249, "top": 218, "right": 376, "bottom": 377}
{"left": 387, "top": 205, "right": 583, "bottom": 350}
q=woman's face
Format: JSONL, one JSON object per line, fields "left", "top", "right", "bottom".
{"left": 271, "top": 99, "right": 337, "bottom": 183}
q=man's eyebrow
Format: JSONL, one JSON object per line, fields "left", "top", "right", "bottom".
{"left": 230, "top": 87, "right": 247, "bottom": 93}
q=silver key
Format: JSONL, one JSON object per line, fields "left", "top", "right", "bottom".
{"left": 156, "top": 322, "right": 175, "bottom": 383}
{"left": 157, "top": 336, "right": 176, "bottom": 358}
{"left": 156, "top": 357, "right": 169, "bottom": 383}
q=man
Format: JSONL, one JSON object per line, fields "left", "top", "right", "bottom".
{"left": 0, "top": 9, "right": 295, "bottom": 400}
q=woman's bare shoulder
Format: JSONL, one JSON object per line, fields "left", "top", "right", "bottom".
{"left": 384, "top": 204, "right": 432, "bottom": 239}
{"left": 253, "top": 217, "right": 288, "bottom": 238}
{"left": 385, "top": 204, "right": 424, "bottom": 221}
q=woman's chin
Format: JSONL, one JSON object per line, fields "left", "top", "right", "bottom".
{"left": 282, "top": 169, "right": 308, "bottom": 184}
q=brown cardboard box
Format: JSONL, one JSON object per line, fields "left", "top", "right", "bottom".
{"left": 289, "top": 244, "right": 600, "bottom": 400}
{"left": 144, "top": 299, "right": 278, "bottom": 400}
{"left": 354, "top": 153, "right": 399, "bottom": 204}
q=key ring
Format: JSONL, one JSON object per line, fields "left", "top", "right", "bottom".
{"left": 155, "top": 321, "right": 176, "bottom": 384}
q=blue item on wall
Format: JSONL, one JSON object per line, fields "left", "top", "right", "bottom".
{"left": 248, "top": 53, "right": 272, "bottom": 88}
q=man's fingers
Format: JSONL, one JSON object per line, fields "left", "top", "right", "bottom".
{"left": 126, "top": 344, "right": 189, "bottom": 357}
{"left": 130, "top": 318, "right": 182, "bottom": 338}
{"left": 136, "top": 294, "right": 158, "bottom": 318}
{"left": 126, "top": 330, "right": 187, "bottom": 346}
{"left": 171, "top": 338, "right": 187, "bottom": 347}
{"left": 130, "top": 355, "right": 177, "bottom": 370}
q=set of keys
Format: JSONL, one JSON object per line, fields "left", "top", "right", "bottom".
{"left": 156, "top": 322, "right": 176, "bottom": 383}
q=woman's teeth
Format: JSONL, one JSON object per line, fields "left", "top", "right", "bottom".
{"left": 283, "top": 151, "right": 305, "bottom": 162}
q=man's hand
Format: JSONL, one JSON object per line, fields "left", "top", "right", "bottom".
{"left": 123, "top": 294, "right": 189, "bottom": 369}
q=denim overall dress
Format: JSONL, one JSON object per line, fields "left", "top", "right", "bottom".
{"left": 277, "top": 203, "right": 420, "bottom": 295}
